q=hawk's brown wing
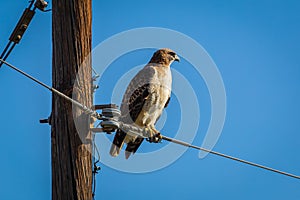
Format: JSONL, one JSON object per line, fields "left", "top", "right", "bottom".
{"left": 110, "top": 66, "right": 155, "bottom": 157}
{"left": 111, "top": 84, "right": 149, "bottom": 157}
{"left": 124, "top": 84, "right": 150, "bottom": 158}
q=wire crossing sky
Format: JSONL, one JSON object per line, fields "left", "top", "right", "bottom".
{"left": 1, "top": 57, "right": 299, "bottom": 182}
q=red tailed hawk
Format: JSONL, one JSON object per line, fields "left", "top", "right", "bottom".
{"left": 110, "top": 48, "right": 180, "bottom": 159}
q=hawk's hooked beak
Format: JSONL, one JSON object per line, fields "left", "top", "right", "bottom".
{"left": 174, "top": 54, "right": 180, "bottom": 62}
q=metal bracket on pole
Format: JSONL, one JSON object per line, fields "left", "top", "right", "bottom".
{"left": 91, "top": 104, "right": 120, "bottom": 133}
{"left": 0, "top": 0, "right": 50, "bottom": 67}
{"left": 91, "top": 104, "right": 151, "bottom": 138}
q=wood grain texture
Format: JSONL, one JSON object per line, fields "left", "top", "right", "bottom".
{"left": 51, "top": 0, "right": 92, "bottom": 199}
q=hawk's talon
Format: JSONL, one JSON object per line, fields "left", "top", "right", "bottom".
{"left": 146, "top": 133, "right": 162, "bottom": 143}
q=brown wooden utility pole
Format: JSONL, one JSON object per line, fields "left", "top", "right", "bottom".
{"left": 51, "top": 0, "right": 93, "bottom": 199}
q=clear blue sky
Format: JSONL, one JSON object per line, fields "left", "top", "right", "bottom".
{"left": 1, "top": 0, "right": 300, "bottom": 199}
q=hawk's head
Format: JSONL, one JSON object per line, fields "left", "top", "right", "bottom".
{"left": 149, "top": 48, "right": 180, "bottom": 66}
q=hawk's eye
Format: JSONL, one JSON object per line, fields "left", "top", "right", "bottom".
{"left": 168, "top": 52, "right": 176, "bottom": 57}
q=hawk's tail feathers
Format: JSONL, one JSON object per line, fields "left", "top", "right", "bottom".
{"left": 110, "top": 144, "right": 121, "bottom": 157}
{"left": 125, "top": 138, "right": 144, "bottom": 159}
{"left": 110, "top": 129, "right": 126, "bottom": 157}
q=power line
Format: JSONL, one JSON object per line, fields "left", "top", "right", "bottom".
{"left": 1, "top": 58, "right": 299, "bottom": 181}
{"left": 162, "top": 136, "right": 300, "bottom": 180}
{"left": 0, "top": 58, "right": 101, "bottom": 119}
